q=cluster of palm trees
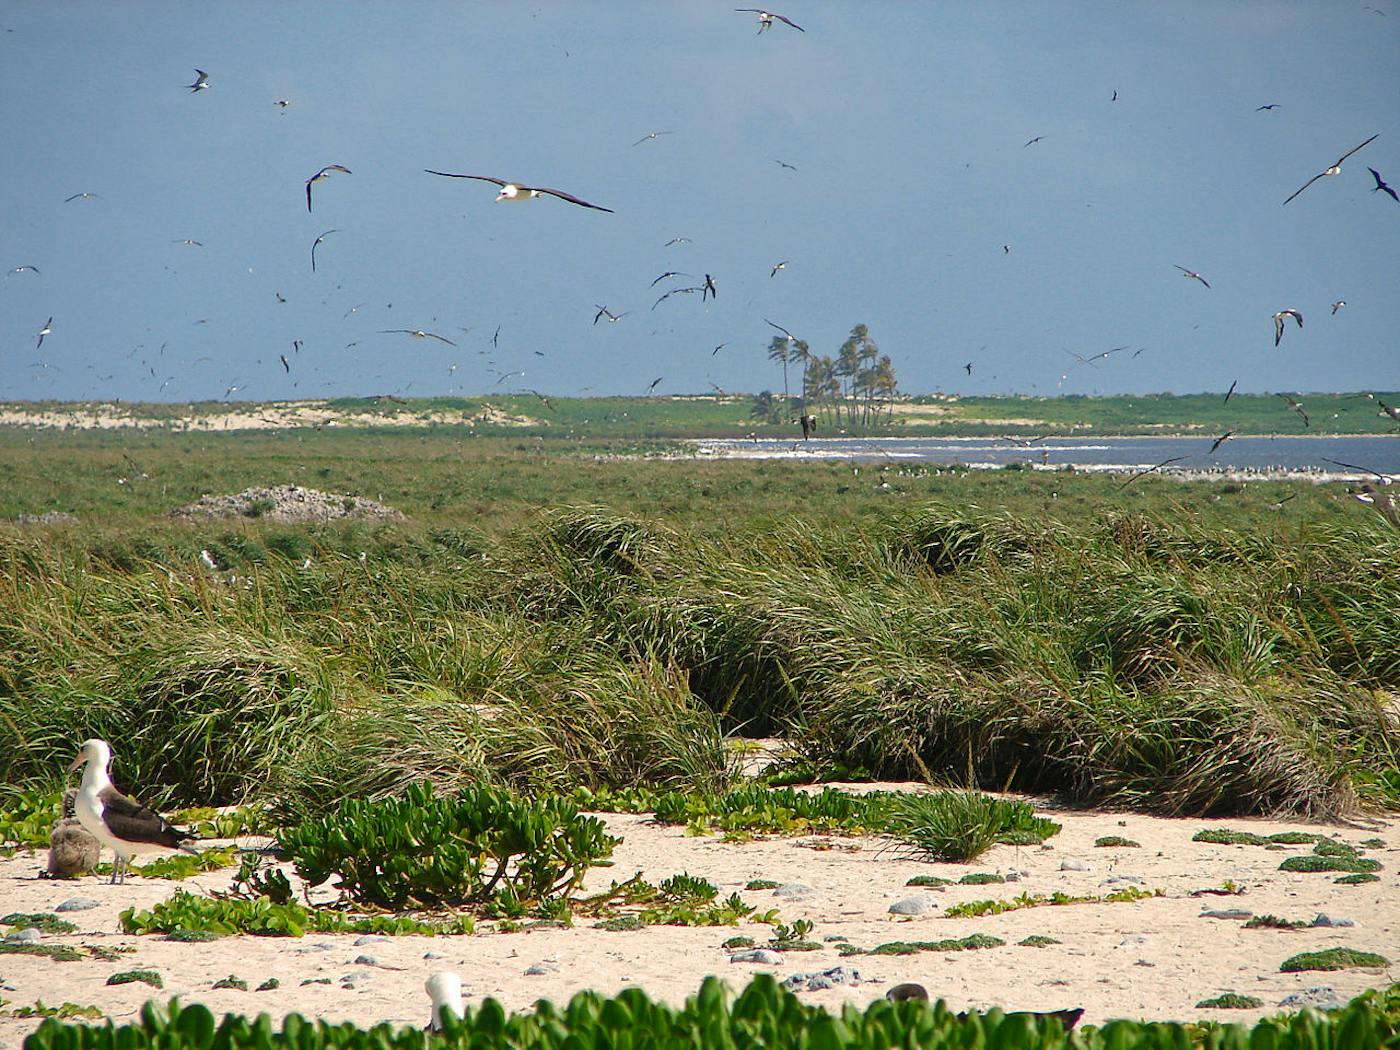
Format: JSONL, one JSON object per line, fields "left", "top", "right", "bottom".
{"left": 756, "top": 323, "right": 899, "bottom": 429}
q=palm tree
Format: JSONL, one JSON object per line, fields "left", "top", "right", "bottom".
{"left": 766, "top": 336, "right": 791, "bottom": 402}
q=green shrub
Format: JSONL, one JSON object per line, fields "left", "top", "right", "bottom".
{"left": 1279, "top": 855, "right": 1380, "bottom": 874}
{"left": 119, "top": 890, "right": 473, "bottom": 938}
{"left": 1094, "top": 835, "right": 1139, "bottom": 847}
{"left": 276, "top": 781, "right": 617, "bottom": 909}
{"left": 1196, "top": 993, "right": 1263, "bottom": 1009}
{"left": 1280, "top": 947, "right": 1390, "bottom": 972}
{"left": 888, "top": 791, "right": 1059, "bottom": 863}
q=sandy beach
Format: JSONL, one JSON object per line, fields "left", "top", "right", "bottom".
{"left": 2, "top": 789, "right": 1394, "bottom": 1045}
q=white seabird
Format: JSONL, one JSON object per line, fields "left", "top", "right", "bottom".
{"left": 305, "top": 165, "right": 352, "bottom": 212}
{"left": 1283, "top": 134, "right": 1379, "bottom": 205}
{"left": 425, "top": 972, "right": 465, "bottom": 1031}
{"left": 68, "top": 739, "right": 198, "bottom": 884}
{"left": 186, "top": 69, "right": 209, "bottom": 93}
{"left": 735, "top": 9, "right": 804, "bottom": 32}
{"left": 424, "top": 171, "right": 614, "bottom": 212}
{"left": 1272, "top": 309, "right": 1303, "bottom": 347}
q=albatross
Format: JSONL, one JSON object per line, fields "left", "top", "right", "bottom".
{"left": 423, "top": 171, "right": 613, "bottom": 212}
{"left": 305, "top": 165, "right": 352, "bottom": 212}
{"left": 425, "top": 972, "right": 465, "bottom": 1031}
{"left": 68, "top": 739, "right": 198, "bottom": 884}
{"left": 1282, "top": 134, "right": 1379, "bottom": 205}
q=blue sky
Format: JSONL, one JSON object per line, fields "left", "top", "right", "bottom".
{"left": 1, "top": 2, "right": 1397, "bottom": 404}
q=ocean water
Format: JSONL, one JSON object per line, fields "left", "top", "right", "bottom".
{"left": 689, "top": 434, "right": 1400, "bottom": 475}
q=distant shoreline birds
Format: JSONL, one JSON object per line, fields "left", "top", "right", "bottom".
{"left": 1272, "top": 309, "right": 1303, "bottom": 347}
{"left": 736, "top": 8, "right": 804, "bottom": 32}
{"left": 424, "top": 171, "right": 614, "bottom": 212}
{"left": 305, "top": 165, "right": 352, "bottom": 212}
{"left": 1282, "top": 134, "right": 1378, "bottom": 205}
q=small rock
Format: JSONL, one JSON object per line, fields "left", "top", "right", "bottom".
{"left": 772, "top": 883, "right": 815, "bottom": 899}
{"left": 352, "top": 954, "right": 379, "bottom": 967}
{"left": 1278, "top": 987, "right": 1342, "bottom": 1010}
{"left": 1117, "top": 935, "right": 1149, "bottom": 947}
{"left": 1004, "top": 870, "right": 1030, "bottom": 883}
{"left": 1102, "top": 875, "right": 1143, "bottom": 886}
{"left": 353, "top": 935, "right": 389, "bottom": 946}
{"left": 54, "top": 898, "right": 101, "bottom": 913}
{"left": 1059, "top": 858, "right": 1092, "bottom": 872}
{"left": 729, "top": 949, "right": 783, "bottom": 965}
{"left": 1310, "top": 914, "right": 1355, "bottom": 928}
{"left": 524, "top": 960, "right": 560, "bottom": 976}
{"left": 1200, "top": 909, "right": 1253, "bottom": 920}
{"left": 888, "top": 896, "right": 937, "bottom": 916}
{"left": 4, "top": 929, "right": 41, "bottom": 945}
{"left": 423, "top": 951, "right": 445, "bottom": 960}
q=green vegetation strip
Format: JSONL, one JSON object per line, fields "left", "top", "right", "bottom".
{"left": 838, "top": 933, "right": 1005, "bottom": 956}
{"left": 1280, "top": 948, "right": 1390, "bottom": 973}
{"left": 1, "top": 913, "right": 78, "bottom": 934}
{"left": 119, "top": 891, "right": 473, "bottom": 938}
{"left": 944, "top": 886, "right": 1161, "bottom": 919}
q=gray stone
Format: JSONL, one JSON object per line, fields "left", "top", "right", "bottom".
{"left": 1004, "top": 870, "right": 1030, "bottom": 883}
{"left": 772, "top": 883, "right": 815, "bottom": 899}
{"left": 1059, "top": 858, "right": 1092, "bottom": 872}
{"left": 352, "top": 954, "right": 379, "bottom": 967}
{"left": 782, "top": 966, "right": 864, "bottom": 993}
{"left": 423, "top": 951, "right": 445, "bottom": 960}
{"left": 1102, "top": 875, "right": 1143, "bottom": 886}
{"left": 1278, "top": 987, "right": 1343, "bottom": 1010}
{"left": 353, "top": 935, "right": 389, "bottom": 946}
{"left": 729, "top": 949, "right": 783, "bottom": 965}
{"left": 888, "top": 895, "right": 937, "bottom": 916}
{"left": 1310, "top": 914, "right": 1355, "bottom": 928}
{"left": 4, "top": 929, "right": 40, "bottom": 944}
{"left": 524, "top": 961, "right": 560, "bottom": 976}
{"left": 1200, "top": 909, "right": 1253, "bottom": 920}
{"left": 54, "top": 898, "right": 101, "bottom": 913}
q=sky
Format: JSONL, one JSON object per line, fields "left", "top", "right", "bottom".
{"left": 1, "top": 2, "right": 1397, "bottom": 405}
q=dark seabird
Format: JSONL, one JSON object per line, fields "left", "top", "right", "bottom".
{"left": 1368, "top": 167, "right": 1399, "bottom": 202}
{"left": 1283, "top": 134, "right": 1379, "bottom": 205}
{"left": 1354, "top": 484, "right": 1400, "bottom": 527}
{"left": 664, "top": 237, "right": 692, "bottom": 246}
{"left": 593, "top": 305, "right": 629, "bottom": 325}
{"left": 36, "top": 316, "right": 52, "bottom": 349}
{"left": 769, "top": 260, "right": 788, "bottom": 277}
{"left": 305, "top": 165, "right": 351, "bottom": 212}
{"left": 1023, "top": 136, "right": 1045, "bottom": 147}
{"left": 69, "top": 739, "right": 198, "bottom": 884}
{"left": 1224, "top": 379, "right": 1238, "bottom": 403}
{"left": 1174, "top": 265, "right": 1210, "bottom": 288}
{"left": 174, "top": 239, "right": 203, "bottom": 247}
{"left": 64, "top": 192, "right": 101, "bottom": 203}
{"left": 964, "top": 362, "right": 973, "bottom": 375}
{"left": 279, "top": 354, "right": 290, "bottom": 373}
{"left": 653, "top": 286, "right": 700, "bottom": 309}
{"left": 647, "top": 377, "right": 664, "bottom": 394}
{"left": 1376, "top": 399, "right": 1400, "bottom": 423}
{"left": 424, "top": 171, "right": 613, "bottom": 212}
{"left": 311, "top": 229, "right": 339, "bottom": 272}
{"left": 736, "top": 9, "right": 804, "bottom": 32}
{"left": 1332, "top": 300, "right": 1346, "bottom": 314}
{"left": 426, "top": 972, "right": 465, "bottom": 1032}
{"left": 773, "top": 159, "right": 798, "bottom": 172}
{"left": 631, "top": 131, "right": 674, "bottom": 147}
{"left": 651, "top": 271, "right": 692, "bottom": 287}
{"left": 702, "top": 274, "right": 718, "bottom": 301}
{"left": 1272, "top": 309, "right": 1303, "bottom": 346}
{"left": 186, "top": 69, "right": 209, "bottom": 93}
{"left": 1279, "top": 393, "right": 1309, "bottom": 427}
{"left": 1209, "top": 431, "right": 1233, "bottom": 455}
{"left": 1119, "top": 456, "right": 1186, "bottom": 488}
{"left": 380, "top": 329, "right": 457, "bottom": 346}
{"left": 1255, "top": 103, "right": 1280, "bottom": 111}
{"left": 712, "top": 342, "right": 729, "bottom": 355}
{"left": 7, "top": 265, "right": 40, "bottom": 276}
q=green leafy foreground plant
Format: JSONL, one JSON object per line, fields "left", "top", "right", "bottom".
{"left": 119, "top": 890, "right": 473, "bottom": 938}
{"left": 276, "top": 781, "right": 618, "bottom": 910}
{"left": 579, "top": 872, "right": 776, "bottom": 928}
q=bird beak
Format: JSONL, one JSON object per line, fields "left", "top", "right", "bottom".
{"left": 68, "top": 753, "right": 86, "bottom": 772}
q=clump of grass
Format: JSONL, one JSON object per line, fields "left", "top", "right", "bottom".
{"left": 1196, "top": 993, "right": 1263, "bottom": 1009}
{"left": 1280, "top": 947, "right": 1390, "bottom": 973}
{"left": 106, "top": 970, "right": 162, "bottom": 989}
{"left": 1, "top": 913, "right": 78, "bottom": 935}
{"left": 905, "top": 875, "right": 951, "bottom": 887}
{"left": 592, "top": 916, "right": 645, "bottom": 932}
{"left": 1017, "top": 935, "right": 1060, "bottom": 947}
{"left": 211, "top": 976, "right": 247, "bottom": 991}
{"left": 721, "top": 935, "right": 754, "bottom": 949}
{"left": 958, "top": 873, "right": 1004, "bottom": 885}
{"left": 1244, "top": 915, "right": 1309, "bottom": 930}
{"left": 0, "top": 942, "right": 83, "bottom": 962}
{"left": 1094, "top": 835, "right": 1140, "bottom": 847}
{"left": 1279, "top": 855, "right": 1381, "bottom": 874}
{"left": 5, "top": 1002, "right": 105, "bottom": 1020}
{"left": 888, "top": 792, "right": 1059, "bottom": 863}
{"left": 1335, "top": 873, "right": 1380, "bottom": 885}
{"left": 945, "top": 886, "right": 1160, "bottom": 919}
{"left": 839, "top": 934, "right": 1004, "bottom": 957}
{"left": 745, "top": 879, "right": 779, "bottom": 891}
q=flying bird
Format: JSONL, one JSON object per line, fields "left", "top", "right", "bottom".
{"left": 36, "top": 317, "right": 53, "bottom": 348}
{"left": 964, "top": 362, "right": 973, "bottom": 375}
{"left": 423, "top": 171, "right": 613, "bottom": 212}
{"left": 651, "top": 271, "right": 692, "bottom": 287}
{"left": 305, "top": 165, "right": 351, "bottom": 212}
{"left": 279, "top": 354, "right": 290, "bottom": 373}
{"left": 7, "top": 265, "right": 40, "bottom": 276}
{"left": 1023, "top": 135, "right": 1045, "bottom": 147}
{"left": 174, "top": 238, "right": 203, "bottom": 247}
{"left": 653, "top": 286, "right": 700, "bottom": 309}
{"left": 1174, "top": 265, "right": 1211, "bottom": 289}
{"left": 64, "top": 192, "right": 101, "bottom": 202}
{"left": 773, "top": 159, "right": 798, "bottom": 172}
{"left": 765, "top": 318, "right": 796, "bottom": 340}
{"left": 736, "top": 9, "right": 804, "bottom": 32}
{"left": 311, "top": 229, "right": 339, "bottom": 272}
{"left": 526, "top": 390, "right": 556, "bottom": 412}
{"left": 1119, "top": 456, "right": 1186, "bottom": 488}
{"left": 1255, "top": 103, "right": 1280, "bottom": 111}
{"left": 1279, "top": 393, "right": 1309, "bottom": 427}
{"left": 1224, "top": 380, "right": 1238, "bottom": 403}
{"left": 273, "top": 99, "right": 291, "bottom": 109}
{"left": 1376, "top": 399, "right": 1400, "bottom": 423}
{"left": 664, "top": 237, "right": 692, "bottom": 246}
{"left": 631, "top": 130, "right": 674, "bottom": 146}
{"left": 769, "top": 260, "right": 788, "bottom": 277}
{"left": 702, "top": 274, "right": 718, "bottom": 301}
{"left": 1272, "top": 309, "right": 1303, "bottom": 346}
{"left": 712, "top": 342, "right": 729, "bottom": 355}
{"left": 1282, "top": 133, "right": 1379, "bottom": 205}
{"left": 380, "top": 329, "right": 457, "bottom": 345}
{"left": 1368, "top": 167, "right": 1399, "bottom": 202}
{"left": 186, "top": 69, "right": 209, "bottom": 92}
{"left": 1332, "top": 300, "right": 1346, "bottom": 314}
{"left": 647, "top": 377, "right": 664, "bottom": 394}
{"left": 1355, "top": 484, "right": 1400, "bottom": 528}
{"left": 1209, "top": 431, "right": 1233, "bottom": 455}
{"left": 69, "top": 739, "right": 199, "bottom": 884}
{"left": 593, "top": 305, "right": 628, "bottom": 325}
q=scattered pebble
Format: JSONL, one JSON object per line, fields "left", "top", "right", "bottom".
{"left": 1059, "top": 858, "right": 1093, "bottom": 872}
{"left": 524, "top": 960, "right": 560, "bottom": 976}
{"left": 1200, "top": 909, "right": 1253, "bottom": 920}
{"left": 4, "top": 929, "right": 41, "bottom": 944}
{"left": 353, "top": 936, "right": 389, "bottom": 946}
{"left": 54, "top": 898, "right": 101, "bottom": 913}
{"left": 1278, "top": 987, "right": 1343, "bottom": 1010}
{"left": 1004, "top": 870, "right": 1030, "bottom": 883}
{"left": 353, "top": 954, "right": 380, "bottom": 967}
{"left": 729, "top": 949, "right": 783, "bottom": 965}
{"left": 423, "top": 951, "right": 445, "bottom": 960}
{"left": 772, "top": 883, "right": 814, "bottom": 899}
{"left": 782, "top": 966, "right": 863, "bottom": 992}
{"left": 1102, "top": 875, "right": 1143, "bottom": 886}
{"left": 888, "top": 896, "right": 937, "bottom": 916}
{"left": 1310, "top": 914, "right": 1355, "bottom": 928}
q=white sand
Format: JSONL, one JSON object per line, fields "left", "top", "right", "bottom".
{"left": 1, "top": 792, "right": 1395, "bottom": 1045}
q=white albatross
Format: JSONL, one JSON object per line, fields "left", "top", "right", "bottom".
{"left": 425, "top": 972, "right": 465, "bottom": 1031}
{"left": 424, "top": 171, "right": 614, "bottom": 212}
{"left": 69, "top": 739, "right": 198, "bottom": 884}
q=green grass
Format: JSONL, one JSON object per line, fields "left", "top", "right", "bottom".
{"left": 1280, "top": 947, "right": 1390, "bottom": 972}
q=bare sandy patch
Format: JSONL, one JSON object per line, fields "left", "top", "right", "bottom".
{"left": 0, "top": 401, "right": 543, "bottom": 433}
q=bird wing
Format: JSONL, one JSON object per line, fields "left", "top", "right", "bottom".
{"left": 1282, "top": 171, "right": 1324, "bottom": 205}
{"left": 773, "top": 13, "right": 804, "bottom": 29}
{"left": 1287, "top": 310, "right": 1303, "bottom": 327}
{"left": 528, "top": 186, "right": 615, "bottom": 212}
{"left": 1273, "top": 315, "right": 1284, "bottom": 345}
{"left": 305, "top": 181, "right": 313, "bottom": 212}
{"left": 1197, "top": 275, "right": 1211, "bottom": 288}
{"left": 424, "top": 171, "right": 508, "bottom": 187}
{"left": 765, "top": 318, "right": 795, "bottom": 339}
{"left": 1334, "top": 133, "right": 1379, "bottom": 167}
{"left": 594, "top": 307, "right": 606, "bottom": 324}
{"left": 320, "top": 164, "right": 351, "bottom": 177}
{"left": 99, "top": 788, "right": 194, "bottom": 849}
{"left": 425, "top": 332, "right": 457, "bottom": 345}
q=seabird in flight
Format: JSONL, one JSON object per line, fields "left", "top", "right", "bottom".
{"left": 1332, "top": 300, "right": 1346, "bottom": 314}
{"left": 380, "top": 329, "right": 457, "bottom": 346}
{"left": 279, "top": 354, "right": 290, "bottom": 373}
{"left": 1282, "top": 134, "right": 1379, "bottom": 205}
{"left": 664, "top": 237, "right": 692, "bottom": 246}
{"left": 736, "top": 9, "right": 804, "bottom": 32}
{"left": 64, "top": 192, "right": 101, "bottom": 203}
{"left": 1023, "top": 136, "right": 1045, "bottom": 147}
{"left": 769, "top": 260, "right": 788, "bottom": 277}
{"left": 702, "top": 274, "right": 718, "bottom": 301}
{"left": 653, "top": 286, "right": 700, "bottom": 309}
{"left": 424, "top": 171, "right": 613, "bottom": 212}
{"left": 274, "top": 99, "right": 291, "bottom": 109}
{"left": 1209, "top": 431, "right": 1233, "bottom": 455}
{"left": 426, "top": 972, "right": 465, "bottom": 1032}
{"left": 36, "top": 317, "right": 53, "bottom": 349}
{"left": 647, "top": 377, "right": 664, "bottom": 394}
{"left": 651, "top": 271, "right": 692, "bottom": 287}
{"left": 311, "top": 229, "right": 339, "bottom": 272}
{"left": 1369, "top": 167, "right": 1399, "bottom": 202}
{"left": 1272, "top": 309, "right": 1303, "bottom": 346}
{"left": 631, "top": 131, "right": 674, "bottom": 147}
{"left": 1255, "top": 103, "right": 1280, "bottom": 111}
{"left": 174, "top": 239, "right": 203, "bottom": 247}
{"left": 964, "top": 362, "right": 973, "bottom": 375}
{"left": 773, "top": 159, "right": 798, "bottom": 172}
{"left": 593, "top": 305, "right": 628, "bottom": 324}
{"left": 1119, "top": 456, "right": 1186, "bottom": 488}
{"left": 1224, "top": 380, "right": 1238, "bottom": 403}
{"left": 765, "top": 318, "right": 797, "bottom": 341}
{"left": 1174, "top": 265, "right": 1210, "bottom": 288}
{"left": 1279, "top": 393, "right": 1309, "bottom": 427}
{"left": 1376, "top": 399, "right": 1400, "bottom": 423}
{"left": 305, "top": 165, "right": 351, "bottom": 212}
{"left": 712, "top": 342, "right": 729, "bottom": 355}
{"left": 8, "top": 265, "right": 40, "bottom": 276}
{"left": 69, "top": 739, "right": 198, "bottom": 884}
{"left": 186, "top": 69, "right": 209, "bottom": 93}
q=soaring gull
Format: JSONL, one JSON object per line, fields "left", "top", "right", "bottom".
{"left": 1282, "top": 134, "right": 1379, "bottom": 205}
{"left": 1174, "top": 265, "right": 1210, "bottom": 288}
{"left": 424, "top": 171, "right": 613, "bottom": 212}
